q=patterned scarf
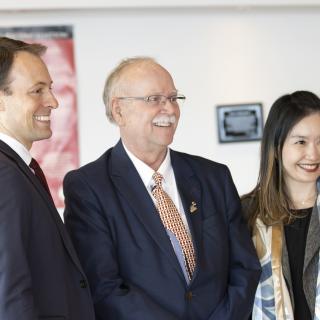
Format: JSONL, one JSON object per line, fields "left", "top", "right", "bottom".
{"left": 252, "top": 195, "right": 320, "bottom": 319}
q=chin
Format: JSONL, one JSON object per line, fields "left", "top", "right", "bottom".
{"left": 36, "top": 131, "right": 52, "bottom": 141}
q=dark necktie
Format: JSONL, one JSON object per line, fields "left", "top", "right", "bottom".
{"left": 29, "top": 158, "right": 51, "bottom": 196}
{"left": 152, "top": 172, "right": 196, "bottom": 280}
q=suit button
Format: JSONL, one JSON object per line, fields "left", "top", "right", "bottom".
{"left": 80, "top": 279, "right": 87, "bottom": 288}
{"left": 185, "top": 291, "right": 193, "bottom": 301}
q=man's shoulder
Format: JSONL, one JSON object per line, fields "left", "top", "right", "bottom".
{"left": 64, "top": 147, "right": 114, "bottom": 182}
{"left": 171, "top": 149, "right": 229, "bottom": 172}
{"left": 0, "top": 147, "right": 23, "bottom": 175}
{"left": 80, "top": 148, "right": 112, "bottom": 171}
{"left": 0, "top": 150, "right": 33, "bottom": 200}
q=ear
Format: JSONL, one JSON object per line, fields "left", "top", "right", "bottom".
{"left": 111, "top": 98, "right": 125, "bottom": 126}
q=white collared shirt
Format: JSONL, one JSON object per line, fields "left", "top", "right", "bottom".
{"left": 123, "top": 144, "right": 193, "bottom": 283}
{"left": 123, "top": 144, "right": 190, "bottom": 234}
{"left": 0, "top": 133, "right": 32, "bottom": 166}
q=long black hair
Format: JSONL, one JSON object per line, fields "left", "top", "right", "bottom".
{"left": 243, "top": 90, "right": 320, "bottom": 227}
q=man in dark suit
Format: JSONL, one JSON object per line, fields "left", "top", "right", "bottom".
{"left": 0, "top": 37, "right": 95, "bottom": 320}
{"left": 63, "top": 57, "right": 261, "bottom": 319}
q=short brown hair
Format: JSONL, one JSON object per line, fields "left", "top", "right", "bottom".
{"left": 0, "top": 37, "right": 47, "bottom": 94}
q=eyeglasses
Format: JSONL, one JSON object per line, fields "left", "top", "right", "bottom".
{"left": 117, "top": 94, "right": 186, "bottom": 107}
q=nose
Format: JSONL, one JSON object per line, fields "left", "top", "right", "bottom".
{"left": 306, "top": 143, "right": 320, "bottom": 160}
{"left": 48, "top": 91, "right": 59, "bottom": 109}
{"left": 160, "top": 97, "right": 178, "bottom": 113}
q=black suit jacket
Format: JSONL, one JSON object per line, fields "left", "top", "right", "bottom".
{"left": 0, "top": 140, "right": 95, "bottom": 320}
{"left": 64, "top": 140, "right": 261, "bottom": 320}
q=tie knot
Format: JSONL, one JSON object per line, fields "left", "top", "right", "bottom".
{"left": 152, "top": 172, "right": 163, "bottom": 187}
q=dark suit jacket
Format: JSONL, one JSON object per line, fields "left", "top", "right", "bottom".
{"left": 0, "top": 140, "right": 95, "bottom": 320}
{"left": 63, "top": 140, "right": 261, "bottom": 320}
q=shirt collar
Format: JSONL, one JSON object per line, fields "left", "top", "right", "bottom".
{"left": 122, "top": 143, "right": 172, "bottom": 189}
{"left": 0, "top": 133, "right": 32, "bottom": 166}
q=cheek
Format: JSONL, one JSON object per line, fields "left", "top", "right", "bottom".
{"left": 281, "top": 150, "right": 292, "bottom": 172}
{"left": 176, "top": 107, "right": 181, "bottom": 118}
{"left": 282, "top": 152, "right": 299, "bottom": 171}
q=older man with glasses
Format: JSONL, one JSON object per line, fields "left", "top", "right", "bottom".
{"left": 63, "top": 57, "right": 260, "bottom": 320}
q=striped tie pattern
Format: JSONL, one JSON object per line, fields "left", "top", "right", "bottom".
{"left": 152, "top": 172, "right": 196, "bottom": 280}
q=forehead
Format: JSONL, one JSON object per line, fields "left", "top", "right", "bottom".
{"left": 119, "top": 62, "right": 176, "bottom": 94}
{"left": 289, "top": 113, "right": 320, "bottom": 135}
{"left": 8, "top": 51, "right": 52, "bottom": 86}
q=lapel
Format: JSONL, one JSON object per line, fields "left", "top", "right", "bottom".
{"left": 0, "top": 140, "right": 85, "bottom": 276}
{"left": 110, "top": 142, "right": 204, "bottom": 282}
{"left": 282, "top": 232, "right": 294, "bottom": 307}
{"left": 171, "top": 150, "right": 202, "bottom": 279}
{"left": 283, "top": 204, "right": 320, "bottom": 313}
{"left": 110, "top": 141, "right": 186, "bottom": 281}
{"left": 304, "top": 204, "right": 320, "bottom": 272}
{"left": 303, "top": 204, "right": 320, "bottom": 312}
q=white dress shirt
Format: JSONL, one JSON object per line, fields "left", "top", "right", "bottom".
{"left": 123, "top": 144, "right": 192, "bottom": 283}
{"left": 0, "top": 133, "right": 32, "bottom": 166}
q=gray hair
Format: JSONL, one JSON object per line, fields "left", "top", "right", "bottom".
{"left": 102, "top": 56, "right": 158, "bottom": 123}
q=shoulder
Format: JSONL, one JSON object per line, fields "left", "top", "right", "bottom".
{"left": 65, "top": 147, "right": 113, "bottom": 180}
{"left": 171, "top": 149, "right": 229, "bottom": 173}
{"left": 63, "top": 147, "right": 117, "bottom": 200}
{"left": 0, "top": 154, "right": 33, "bottom": 218}
{"left": 0, "top": 153, "right": 29, "bottom": 190}
{"left": 170, "top": 149, "right": 240, "bottom": 208}
{"left": 170, "top": 149, "right": 233, "bottom": 187}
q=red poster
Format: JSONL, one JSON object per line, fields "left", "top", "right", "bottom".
{"left": 0, "top": 26, "right": 78, "bottom": 209}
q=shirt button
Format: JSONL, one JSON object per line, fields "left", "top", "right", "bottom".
{"left": 80, "top": 279, "right": 87, "bottom": 288}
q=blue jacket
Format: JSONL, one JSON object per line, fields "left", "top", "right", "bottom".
{"left": 64, "top": 140, "right": 260, "bottom": 320}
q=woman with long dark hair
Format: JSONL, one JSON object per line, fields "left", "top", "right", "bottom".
{"left": 242, "top": 91, "right": 320, "bottom": 319}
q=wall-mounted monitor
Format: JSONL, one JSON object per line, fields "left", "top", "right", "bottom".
{"left": 216, "top": 103, "right": 263, "bottom": 143}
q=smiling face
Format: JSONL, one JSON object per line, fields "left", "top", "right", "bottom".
{"left": 0, "top": 51, "right": 58, "bottom": 150}
{"left": 282, "top": 112, "right": 320, "bottom": 192}
{"left": 112, "top": 62, "right": 180, "bottom": 168}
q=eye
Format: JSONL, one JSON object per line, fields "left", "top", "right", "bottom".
{"left": 32, "top": 87, "right": 44, "bottom": 94}
{"left": 170, "top": 95, "right": 186, "bottom": 105}
{"left": 147, "top": 95, "right": 162, "bottom": 103}
{"left": 295, "top": 140, "right": 306, "bottom": 145}
{"left": 169, "top": 96, "right": 178, "bottom": 103}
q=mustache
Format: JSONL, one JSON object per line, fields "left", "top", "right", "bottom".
{"left": 152, "top": 114, "right": 176, "bottom": 124}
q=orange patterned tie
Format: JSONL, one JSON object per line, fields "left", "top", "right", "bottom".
{"left": 152, "top": 172, "right": 196, "bottom": 280}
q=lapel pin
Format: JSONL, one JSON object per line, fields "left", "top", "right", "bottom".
{"left": 189, "top": 201, "right": 198, "bottom": 214}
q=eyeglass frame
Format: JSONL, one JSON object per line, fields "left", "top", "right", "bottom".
{"left": 116, "top": 94, "right": 186, "bottom": 107}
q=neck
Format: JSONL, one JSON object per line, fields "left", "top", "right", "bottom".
{"left": 287, "top": 183, "right": 317, "bottom": 209}
{"left": 140, "top": 150, "right": 167, "bottom": 171}
{"left": 122, "top": 142, "right": 167, "bottom": 171}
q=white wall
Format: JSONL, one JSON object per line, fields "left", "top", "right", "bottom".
{"left": 3, "top": 0, "right": 320, "bottom": 10}
{"left": 1, "top": 6, "right": 320, "bottom": 195}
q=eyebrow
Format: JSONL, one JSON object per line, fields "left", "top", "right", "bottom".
{"left": 30, "top": 81, "right": 53, "bottom": 88}
{"left": 288, "top": 135, "right": 309, "bottom": 141}
{"left": 37, "top": 81, "right": 52, "bottom": 85}
{"left": 150, "top": 91, "right": 178, "bottom": 95}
